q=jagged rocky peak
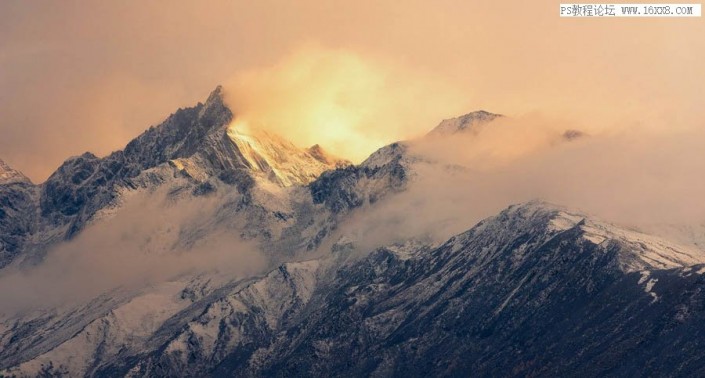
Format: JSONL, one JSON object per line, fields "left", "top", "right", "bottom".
{"left": 203, "top": 84, "right": 225, "bottom": 108}
{"left": 310, "top": 142, "right": 409, "bottom": 214}
{"left": 120, "top": 84, "right": 346, "bottom": 187}
{"left": 0, "top": 158, "right": 32, "bottom": 185}
{"left": 428, "top": 110, "right": 503, "bottom": 136}
{"left": 34, "top": 85, "right": 357, "bottom": 242}
{"left": 122, "top": 85, "right": 233, "bottom": 169}
{"left": 0, "top": 158, "right": 37, "bottom": 268}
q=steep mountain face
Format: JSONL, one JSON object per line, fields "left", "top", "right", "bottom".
{"left": 0, "top": 87, "right": 417, "bottom": 376}
{"left": 226, "top": 128, "right": 349, "bottom": 187}
{"left": 0, "top": 86, "right": 346, "bottom": 268}
{"left": 10, "top": 87, "right": 243, "bottom": 264}
{"left": 266, "top": 203, "right": 705, "bottom": 377}
{"left": 7, "top": 202, "right": 705, "bottom": 377}
{"left": 0, "top": 160, "right": 38, "bottom": 266}
{"left": 310, "top": 142, "right": 410, "bottom": 214}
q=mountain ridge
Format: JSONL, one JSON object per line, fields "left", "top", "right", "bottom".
{"left": 3, "top": 86, "right": 705, "bottom": 377}
{"left": 5, "top": 201, "right": 705, "bottom": 376}
{"left": 0, "top": 86, "right": 350, "bottom": 268}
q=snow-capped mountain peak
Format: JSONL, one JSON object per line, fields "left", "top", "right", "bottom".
{"left": 428, "top": 110, "right": 503, "bottom": 136}
{"left": 491, "top": 200, "right": 705, "bottom": 273}
{"left": 116, "top": 84, "right": 346, "bottom": 188}
{"left": 6, "top": 86, "right": 705, "bottom": 377}
{"left": 0, "top": 158, "right": 31, "bottom": 185}
{"left": 0, "top": 85, "right": 352, "bottom": 266}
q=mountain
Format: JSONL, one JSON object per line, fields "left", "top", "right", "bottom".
{"left": 2, "top": 87, "right": 705, "bottom": 377}
{"left": 0, "top": 160, "right": 38, "bottom": 267}
{"left": 428, "top": 110, "right": 503, "bottom": 136}
{"left": 5, "top": 202, "right": 705, "bottom": 377}
{"left": 225, "top": 128, "right": 349, "bottom": 187}
{"left": 0, "top": 159, "right": 31, "bottom": 186}
{"left": 0, "top": 86, "right": 346, "bottom": 269}
{"left": 0, "top": 86, "right": 421, "bottom": 375}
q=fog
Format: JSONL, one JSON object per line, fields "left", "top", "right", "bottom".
{"left": 1, "top": 0, "right": 704, "bottom": 318}
{"left": 0, "top": 188, "right": 266, "bottom": 314}
{"left": 326, "top": 116, "right": 705, "bottom": 253}
{"left": 2, "top": 113, "right": 705, "bottom": 315}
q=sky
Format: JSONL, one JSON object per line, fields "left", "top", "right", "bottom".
{"left": 1, "top": 0, "right": 704, "bottom": 181}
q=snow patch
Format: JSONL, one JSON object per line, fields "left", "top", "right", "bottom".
{"left": 637, "top": 271, "right": 659, "bottom": 303}
{"left": 0, "top": 158, "right": 30, "bottom": 185}
{"left": 579, "top": 221, "right": 705, "bottom": 272}
{"left": 548, "top": 212, "right": 583, "bottom": 232}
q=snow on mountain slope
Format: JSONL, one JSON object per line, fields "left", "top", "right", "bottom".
{"left": 4, "top": 282, "right": 190, "bottom": 377}
{"left": 225, "top": 126, "right": 348, "bottom": 187}
{"left": 308, "top": 141, "right": 453, "bottom": 215}
{"left": 0, "top": 159, "right": 31, "bottom": 186}
{"left": 309, "top": 143, "right": 411, "bottom": 215}
{"left": 638, "top": 223, "right": 705, "bottom": 251}
{"left": 4, "top": 87, "right": 705, "bottom": 376}
{"left": 0, "top": 160, "right": 38, "bottom": 267}
{"left": 0, "top": 86, "right": 347, "bottom": 269}
{"left": 427, "top": 110, "right": 503, "bottom": 136}
{"left": 533, "top": 202, "right": 705, "bottom": 272}
{"left": 7, "top": 201, "right": 702, "bottom": 376}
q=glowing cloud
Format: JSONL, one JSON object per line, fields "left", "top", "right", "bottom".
{"left": 223, "top": 46, "right": 469, "bottom": 163}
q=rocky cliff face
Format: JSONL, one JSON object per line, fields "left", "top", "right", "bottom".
{"left": 0, "top": 159, "right": 38, "bottom": 266}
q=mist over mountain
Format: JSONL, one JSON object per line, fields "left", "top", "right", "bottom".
{"left": 1, "top": 86, "right": 705, "bottom": 377}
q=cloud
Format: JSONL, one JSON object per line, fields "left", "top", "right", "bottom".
{"left": 0, "top": 188, "right": 267, "bottom": 315}
{"left": 320, "top": 116, "right": 705, "bottom": 254}
{"left": 222, "top": 45, "right": 468, "bottom": 163}
{"left": 2, "top": 109, "right": 704, "bottom": 315}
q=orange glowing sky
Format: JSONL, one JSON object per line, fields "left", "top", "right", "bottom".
{"left": 1, "top": 0, "right": 703, "bottom": 181}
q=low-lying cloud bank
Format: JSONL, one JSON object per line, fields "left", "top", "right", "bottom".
{"left": 0, "top": 189, "right": 266, "bottom": 315}
{"left": 327, "top": 115, "right": 705, "bottom": 252}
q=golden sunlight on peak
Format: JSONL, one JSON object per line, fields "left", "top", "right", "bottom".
{"left": 225, "top": 117, "right": 348, "bottom": 187}
{"left": 222, "top": 46, "right": 469, "bottom": 164}
{"left": 226, "top": 119, "right": 253, "bottom": 136}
